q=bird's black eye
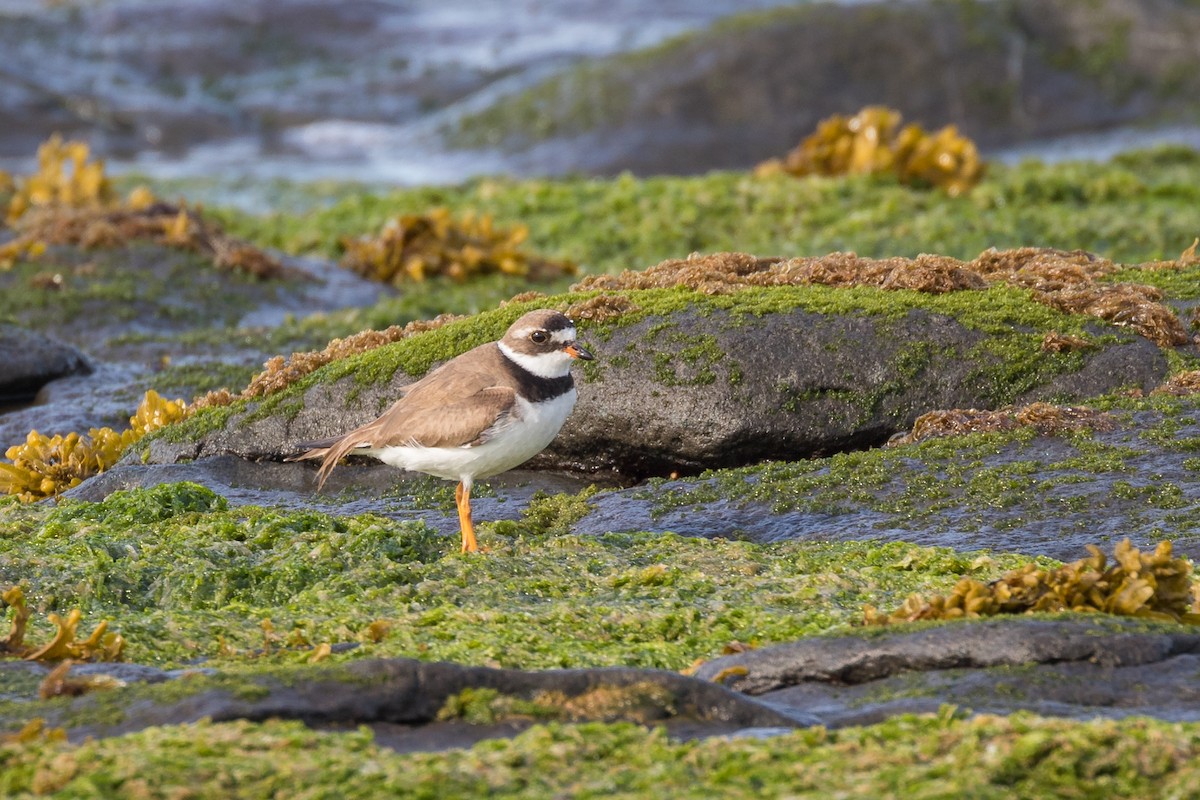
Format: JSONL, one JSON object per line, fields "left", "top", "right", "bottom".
{"left": 530, "top": 330, "right": 548, "bottom": 344}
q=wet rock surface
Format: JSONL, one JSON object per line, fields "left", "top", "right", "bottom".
{"left": 6, "top": 657, "right": 804, "bottom": 751}
{"left": 0, "top": 243, "right": 386, "bottom": 447}
{"left": 572, "top": 404, "right": 1200, "bottom": 562}
{"left": 9, "top": 619, "right": 1200, "bottom": 752}
{"left": 140, "top": 305, "right": 1168, "bottom": 481}
{"left": 695, "top": 618, "right": 1200, "bottom": 727}
{"left": 0, "top": 323, "right": 91, "bottom": 406}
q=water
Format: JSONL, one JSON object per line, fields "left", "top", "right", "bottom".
{"left": 0, "top": 0, "right": 800, "bottom": 187}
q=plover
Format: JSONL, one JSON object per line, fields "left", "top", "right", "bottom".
{"left": 291, "top": 309, "right": 593, "bottom": 552}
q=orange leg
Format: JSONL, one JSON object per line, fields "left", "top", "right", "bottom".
{"left": 455, "top": 480, "right": 478, "bottom": 553}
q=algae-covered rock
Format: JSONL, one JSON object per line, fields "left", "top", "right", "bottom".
{"left": 139, "top": 283, "right": 1167, "bottom": 479}
{"left": 0, "top": 323, "right": 90, "bottom": 405}
{"left": 548, "top": 304, "right": 1162, "bottom": 477}
{"left": 572, "top": 401, "right": 1200, "bottom": 561}
{"left": 0, "top": 657, "right": 804, "bottom": 750}
{"left": 693, "top": 617, "right": 1200, "bottom": 727}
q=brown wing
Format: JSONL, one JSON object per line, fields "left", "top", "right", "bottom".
{"left": 295, "top": 344, "right": 518, "bottom": 488}
{"left": 372, "top": 385, "right": 517, "bottom": 448}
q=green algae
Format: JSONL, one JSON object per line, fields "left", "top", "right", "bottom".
{"left": 434, "top": 682, "right": 676, "bottom": 726}
{"left": 639, "top": 401, "right": 1200, "bottom": 539}
{"left": 0, "top": 482, "right": 1050, "bottom": 673}
{"left": 209, "top": 151, "right": 1200, "bottom": 271}
{"left": 0, "top": 244, "right": 265, "bottom": 337}
{"left": 1107, "top": 262, "right": 1200, "bottom": 300}
{"left": 5, "top": 712, "right": 1200, "bottom": 798}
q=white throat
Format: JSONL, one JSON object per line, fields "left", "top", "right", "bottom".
{"left": 498, "top": 341, "right": 575, "bottom": 378}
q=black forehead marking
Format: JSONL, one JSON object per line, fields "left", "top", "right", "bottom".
{"left": 538, "top": 313, "right": 574, "bottom": 333}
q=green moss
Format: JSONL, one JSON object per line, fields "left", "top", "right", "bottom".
{"left": 436, "top": 687, "right": 563, "bottom": 725}
{"left": 149, "top": 361, "right": 261, "bottom": 399}
{"left": 1106, "top": 262, "right": 1200, "bottom": 300}
{"left": 650, "top": 330, "right": 723, "bottom": 386}
{"left": 0, "top": 482, "right": 1053, "bottom": 676}
{"left": 7, "top": 711, "right": 1200, "bottom": 797}
{"left": 0, "top": 244, "right": 266, "bottom": 335}
{"left": 205, "top": 151, "right": 1200, "bottom": 273}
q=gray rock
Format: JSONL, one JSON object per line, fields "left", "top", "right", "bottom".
{"left": 464, "top": 0, "right": 1200, "bottom": 177}
{"left": 548, "top": 308, "right": 1165, "bottom": 477}
{"left": 146, "top": 305, "right": 1168, "bottom": 481}
{"left": 694, "top": 618, "right": 1200, "bottom": 727}
{"left": 23, "top": 658, "right": 809, "bottom": 750}
{"left": 570, "top": 404, "right": 1200, "bottom": 562}
{"left": 15, "top": 621, "right": 1200, "bottom": 751}
{"left": 0, "top": 323, "right": 91, "bottom": 405}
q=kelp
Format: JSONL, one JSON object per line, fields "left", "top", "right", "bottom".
{"left": 1153, "top": 370, "right": 1200, "bottom": 396}
{"left": 340, "top": 207, "right": 576, "bottom": 285}
{"left": 4, "top": 134, "right": 115, "bottom": 221}
{"left": 0, "top": 135, "right": 282, "bottom": 277}
{"left": 864, "top": 539, "right": 1200, "bottom": 625}
{"left": 0, "top": 390, "right": 186, "bottom": 502}
{"left": 38, "top": 661, "right": 126, "bottom": 699}
{"left": 890, "top": 402, "right": 1115, "bottom": 446}
{"left": 756, "top": 106, "right": 985, "bottom": 195}
{"left": 1, "top": 586, "right": 124, "bottom": 662}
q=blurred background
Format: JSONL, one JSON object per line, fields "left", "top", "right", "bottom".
{"left": 3, "top": 0, "right": 1200, "bottom": 191}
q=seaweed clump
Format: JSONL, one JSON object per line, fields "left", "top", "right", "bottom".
{"left": 1152, "top": 370, "right": 1200, "bottom": 397}
{"left": 1, "top": 586, "right": 124, "bottom": 662}
{"left": 864, "top": 539, "right": 1200, "bottom": 625}
{"left": 755, "top": 106, "right": 985, "bottom": 196}
{"left": 889, "top": 402, "right": 1114, "bottom": 446}
{"left": 340, "top": 207, "right": 576, "bottom": 285}
{"left": 191, "top": 313, "right": 465, "bottom": 409}
{"left": 0, "top": 390, "right": 186, "bottom": 501}
{"left": 574, "top": 248, "right": 1190, "bottom": 346}
{"left": 0, "top": 135, "right": 283, "bottom": 278}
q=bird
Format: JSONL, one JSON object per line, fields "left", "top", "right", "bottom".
{"left": 290, "top": 309, "right": 593, "bottom": 553}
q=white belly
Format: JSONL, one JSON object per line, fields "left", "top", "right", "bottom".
{"left": 364, "top": 389, "right": 576, "bottom": 481}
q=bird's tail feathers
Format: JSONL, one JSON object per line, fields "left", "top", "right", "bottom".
{"left": 286, "top": 435, "right": 367, "bottom": 491}
{"left": 314, "top": 435, "right": 372, "bottom": 490}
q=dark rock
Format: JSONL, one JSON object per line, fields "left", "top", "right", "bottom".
{"left": 547, "top": 308, "right": 1165, "bottom": 478}
{"left": 695, "top": 617, "right": 1200, "bottom": 693}
{"left": 147, "top": 305, "right": 1168, "bottom": 481}
{"left": 0, "top": 660, "right": 207, "bottom": 689}
{"left": 694, "top": 618, "right": 1200, "bottom": 727}
{"left": 28, "top": 658, "right": 810, "bottom": 750}
{"left": 0, "top": 323, "right": 91, "bottom": 406}
{"left": 14, "top": 621, "right": 1200, "bottom": 750}
{"left": 570, "top": 405, "right": 1200, "bottom": 561}
{"left": 475, "top": 0, "right": 1200, "bottom": 177}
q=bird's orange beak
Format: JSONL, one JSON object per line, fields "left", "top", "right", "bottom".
{"left": 565, "top": 342, "right": 594, "bottom": 361}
